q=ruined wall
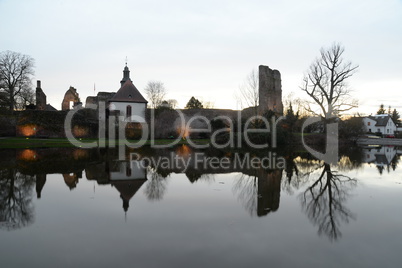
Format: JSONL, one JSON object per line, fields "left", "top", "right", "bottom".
{"left": 35, "top": 81, "right": 46, "bottom": 111}
{"left": 85, "top": 92, "right": 116, "bottom": 109}
{"left": 258, "top": 65, "right": 283, "bottom": 115}
{"left": 61, "top": 86, "right": 80, "bottom": 110}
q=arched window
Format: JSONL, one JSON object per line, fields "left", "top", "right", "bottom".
{"left": 126, "top": 105, "right": 132, "bottom": 119}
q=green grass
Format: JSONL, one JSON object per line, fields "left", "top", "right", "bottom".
{"left": 0, "top": 137, "right": 210, "bottom": 148}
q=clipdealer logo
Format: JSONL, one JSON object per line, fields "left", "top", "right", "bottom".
{"left": 129, "top": 152, "right": 286, "bottom": 172}
{"left": 64, "top": 101, "right": 339, "bottom": 166}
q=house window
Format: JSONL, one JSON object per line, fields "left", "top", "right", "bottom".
{"left": 369, "top": 129, "right": 371, "bottom": 132}
{"left": 387, "top": 129, "right": 389, "bottom": 133}
{"left": 378, "top": 128, "right": 380, "bottom": 132}
{"left": 368, "top": 122, "right": 371, "bottom": 126}
{"left": 126, "top": 105, "right": 132, "bottom": 119}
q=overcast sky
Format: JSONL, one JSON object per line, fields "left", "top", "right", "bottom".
{"left": 1, "top": 0, "right": 401, "bottom": 114}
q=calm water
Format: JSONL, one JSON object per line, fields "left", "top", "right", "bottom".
{"left": 1, "top": 146, "right": 401, "bottom": 267}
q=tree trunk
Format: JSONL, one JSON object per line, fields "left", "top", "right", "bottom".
{"left": 9, "top": 87, "right": 14, "bottom": 112}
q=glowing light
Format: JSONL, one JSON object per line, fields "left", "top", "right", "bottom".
{"left": 73, "top": 149, "right": 88, "bottom": 160}
{"left": 177, "top": 126, "right": 190, "bottom": 140}
{"left": 176, "top": 144, "right": 192, "bottom": 157}
{"left": 72, "top": 125, "right": 89, "bottom": 138}
{"left": 18, "top": 149, "right": 38, "bottom": 161}
{"left": 18, "top": 124, "right": 38, "bottom": 137}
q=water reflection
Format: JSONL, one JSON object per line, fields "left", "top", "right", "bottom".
{"left": 233, "top": 169, "right": 282, "bottom": 217}
{"left": 360, "top": 145, "right": 401, "bottom": 174}
{"left": 144, "top": 168, "right": 168, "bottom": 201}
{"left": 0, "top": 145, "right": 401, "bottom": 242}
{"left": 299, "top": 163, "right": 356, "bottom": 241}
{"left": 0, "top": 169, "right": 35, "bottom": 230}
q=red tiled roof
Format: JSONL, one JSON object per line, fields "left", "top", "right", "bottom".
{"left": 110, "top": 80, "right": 147, "bottom": 103}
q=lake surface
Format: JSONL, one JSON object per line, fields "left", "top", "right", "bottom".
{"left": 1, "top": 145, "right": 401, "bottom": 267}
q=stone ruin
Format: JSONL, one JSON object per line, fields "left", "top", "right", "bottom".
{"left": 258, "top": 65, "right": 283, "bottom": 115}
{"left": 85, "top": 92, "right": 116, "bottom": 108}
{"left": 62, "top": 86, "right": 81, "bottom": 110}
{"left": 35, "top": 80, "right": 46, "bottom": 110}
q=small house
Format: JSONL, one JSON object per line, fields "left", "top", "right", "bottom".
{"left": 362, "top": 115, "right": 396, "bottom": 136}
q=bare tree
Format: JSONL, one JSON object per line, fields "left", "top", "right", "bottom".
{"left": 15, "top": 86, "right": 35, "bottom": 110}
{"left": 202, "top": 100, "right": 214, "bottom": 109}
{"left": 144, "top": 80, "right": 167, "bottom": 109}
{"left": 236, "top": 69, "right": 259, "bottom": 113}
{"left": 166, "top": 99, "right": 178, "bottom": 109}
{"left": 0, "top": 51, "right": 35, "bottom": 111}
{"left": 300, "top": 43, "right": 358, "bottom": 119}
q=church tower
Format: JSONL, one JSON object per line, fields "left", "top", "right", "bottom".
{"left": 120, "top": 63, "right": 131, "bottom": 87}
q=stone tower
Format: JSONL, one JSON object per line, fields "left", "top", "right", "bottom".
{"left": 258, "top": 65, "right": 283, "bottom": 115}
{"left": 120, "top": 64, "right": 131, "bottom": 87}
{"left": 35, "top": 80, "right": 47, "bottom": 110}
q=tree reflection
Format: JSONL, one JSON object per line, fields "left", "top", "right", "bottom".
{"left": 233, "top": 173, "right": 258, "bottom": 217}
{"left": 0, "top": 169, "right": 35, "bottom": 230}
{"left": 144, "top": 168, "right": 169, "bottom": 201}
{"left": 300, "top": 163, "right": 356, "bottom": 241}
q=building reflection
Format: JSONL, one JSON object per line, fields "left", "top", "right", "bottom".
{"left": 0, "top": 145, "right": 376, "bottom": 240}
{"left": 36, "top": 174, "right": 46, "bottom": 198}
{"left": 257, "top": 169, "right": 282, "bottom": 216}
{"left": 361, "top": 146, "right": 400, "bottom": 174}
{"left": 109, "top": 160, "right": 147, "bottom": 212}
{"left": 63, "top": 172, "right": 81, "bottom": 190}
{"left": 86, "top": 157, "right": 147, "bottom": 212}
{"left": 232, "top": 169, "right": 282, "bottom": 217}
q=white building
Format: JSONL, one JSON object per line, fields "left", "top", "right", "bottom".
{"left": 109, "top": 65, "right": 148, "bottom": 122}
{"left": 110, "top": 160, "right": 147, "bottom": 181}
{"left": 362, "top": 115, "right": 396, "bottom": 136}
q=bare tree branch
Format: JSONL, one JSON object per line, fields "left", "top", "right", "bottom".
{"left": 236, "top": 69, "right": 259, "bottom": 113}
{"left": 144, "top": 80, "right": 167, "bottom": 109}
{"left": 0, "top": 50, "right": 35, "bottom": 111}
{"left": 300, "top": 43, "right": 358, "bottom": 119}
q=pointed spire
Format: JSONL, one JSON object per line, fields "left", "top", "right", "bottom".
{"left": 120, "top": 61, "right": 131, "bottom": 87}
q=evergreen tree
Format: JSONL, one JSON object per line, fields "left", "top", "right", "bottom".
{"left": 185, "top": 97, "right": 203, "bottom": 109}
{"left": 377, "top": 104, "right": 386, "bottom": 115}
{"left": 285, "top": 102, "right": 299, "bottom": 132}
{"left": 391, "top": 108, "right": 400, "bottom": 124}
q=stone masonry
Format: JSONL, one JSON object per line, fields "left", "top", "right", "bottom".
{"left": 62, "top": 86, "right": 80, "bottom": 110}
{"left": 258, "top": 65, "right": 283, "bottom": 115}
{"left": 35, "top": 80, "right": 47, "bottom": 110}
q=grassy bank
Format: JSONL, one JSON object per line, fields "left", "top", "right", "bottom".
{"left": 0, "top": 137, "right": 210, "bottom": 149}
